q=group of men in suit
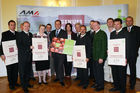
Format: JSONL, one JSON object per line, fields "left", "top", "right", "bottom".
{"left": 0, "top": 16, "right": 140, "bottom": 93}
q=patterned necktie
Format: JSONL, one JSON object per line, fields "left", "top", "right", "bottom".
{"left": 128, "top": 27, "right": 131, "bottom": 32}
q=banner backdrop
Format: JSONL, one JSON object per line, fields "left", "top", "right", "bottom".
{"left": 17, "top": 4, "right": 128, "bottom": 76}
{"left": 17, "top": 4, "right": 128, "bottom": 33}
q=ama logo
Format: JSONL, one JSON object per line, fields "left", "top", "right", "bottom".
{"left": 19, "top": 10, "right": 39, "bottom": 16}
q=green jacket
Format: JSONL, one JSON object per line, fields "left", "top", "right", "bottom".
{"left": 92, "top": 30, "right": 107, "bottom": 61}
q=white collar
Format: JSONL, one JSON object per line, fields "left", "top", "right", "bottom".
{"left": 116, "top": 28, "right": 122, "bottom": 33}
{"left": 127, "top": 26, "right": 133, "bottom": 31}
{"left": 107, "top": 27, "right": 115, "bottom": 33}
{"left": 37, "top": 32, "right": 47, "bottom": 36}
{"left": 91, "top": 29, "right": 94, "bottom": 32}
{"left": 80, "top": 33, "right": 86, "bottom": 38}
{"left": 10, "top": 30, "right": 15, "bottom": 34}
{"left": 23, "top": 31, "right": 29, "bottom": 34}
{"left": 95, "top": 29, "right": 100, "bottom": 33}
{"left": 56, "top": 29, "right": 61, "bottom": 32}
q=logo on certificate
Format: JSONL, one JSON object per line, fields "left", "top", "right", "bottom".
{"left": 9, "top": 47, "right": 14, "bottom": 52}
{"left": 77, "top": 52, "right": 81, "bottom": 57}
{"left": 38, "top": 45, "right": 42, "bottom": 49}
{"left": 114, "top": 47, "right": 119, "bottom": 52}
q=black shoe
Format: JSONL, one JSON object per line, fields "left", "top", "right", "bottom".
{"left": 43, "top": 82, "right": 48, "bottom": 85}
{"left": 23, "top": 88, "right": 29, "bottom": 93}
{"left": 120, "top": 90, "right": 126, "bottom": 93}
{"left": 91, "top": 84, "right": 98, "bottom": 88}
{"left": 60, "top": 82, "right": 65, "bottom": 86}
{"left": 30, "top": 77, "right": 36, "bottom": 81}
{"left": 15, "top": 83, "right": 21, "bottom": 87}
{"left": 82, "top": 84, "right": 88, "bottom": 89}
{"left": 74, "top": 77, "right": 79, "bottom": 81}
{"left": 95, "top": 87, "right": 104, "bottom": 91}
{"left": 54, "top": 79, "right": 59, "bottom": 82}
{"left": 109, "top": 87, "right": 119, "bottom": 92}
{"left": 9, "top": 85, "right": 15, "bottom": 90}
{"left": 38, "top": 82, "right": 42, "bottom": 85}
{"left": 28, "top": 84, "right": 33, "bottom": 88}
{"left": 77, "top": 82, "right": 84, "bottom": 86}
{"left": 130, "top": 86, "right": 135, "bottom": 90}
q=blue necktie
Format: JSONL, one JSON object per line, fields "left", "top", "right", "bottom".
{"left": 56, "top": 30, "right": 58, "bottom": 37}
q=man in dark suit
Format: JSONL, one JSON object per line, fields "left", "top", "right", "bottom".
{"left": 123, "top": 16, "right": 140, "bottom": 89}
{"left": 109, "top": 18, "right": 128, "bottom": 93}
{"left": 92, "top": 21, "right": 107, "bottom": 91}
{"left": 45, "top": 24, "right": 55, "bottom": 76}
{"left": 0, "top": 20, "right": 20, "bottom": 90}
{"left": 16, "top": 21, "right": 33, "bottom": 93}
{"left": 49, "top": 20, "right": 67, "bottom": 86}
{"left": 86, "top": 20, "right": 95, "bottom": 80}
{"left": 76, "top": 25, "right": 91, "bottom": 89}
{"left": 74, "top": 23, "right": 81, "bottom": 80}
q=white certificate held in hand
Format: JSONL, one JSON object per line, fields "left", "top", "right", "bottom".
{"left": 108, "top": 38, "right": 126, "bottom": 66}
{"left": 73, "top": 45, "right": 87, "bottom": 68}
{"left": 32, "top": 38, "right": 48, "bottom": 61}
{"left": 2, "top": 40, "right": 18, "bottom": 66}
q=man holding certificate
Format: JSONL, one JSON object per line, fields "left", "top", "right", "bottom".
{"left": 109, "top": 18, "right": 128, "bottom": 93}
{"left": 0, "top": 20, "right": 20, "bottom": 90}
{"left": 75, "top": 25, "right": 91, "bottom": 89}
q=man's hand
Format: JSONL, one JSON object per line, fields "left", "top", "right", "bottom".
{"left": 98, "top": 58, "right": 103, "bottom": 64}
{"left": 86, "top": 58, "right": 89, "bottom": 62}
{"left": 1, "top": 55, "right": 6, "bottom": 62}
{"left": 30, "top": 46, "right": 34, "bottom": 49}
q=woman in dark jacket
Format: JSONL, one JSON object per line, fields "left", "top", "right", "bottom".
{"left": 64, "top": 23, "right": 77, "bottom": 78}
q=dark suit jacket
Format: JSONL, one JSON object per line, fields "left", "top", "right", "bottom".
{"left": 16, "top": 31, "right": 33, "bottom": 63}
{"left": 49, "top": 29, "right": 67, "bottom": 42}
{"left": 66, "top": 31, "right": 77, "bottom": 40}
{"left": 0, "top": 30, "right": 18, "bottom": 56}
{"left": 123, "top": 26, "right": 140, "bottom": 59}
{"left": 76, "top": 33, "right": 91, "bottom": 59}
{"left": 110, "top": 29, "right": 129, "bottom": 59}
{"left": 86, "top": 30, "right": 94, "bottom": 58}
{"left": 92, "top": 30, "right": 107, "bottom": 61}
{"left": 86, "top": 30, "right": 94, "bottom": 43}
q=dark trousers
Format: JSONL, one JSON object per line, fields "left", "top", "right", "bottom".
{"left": 18, "top": 54, "right": 32, "bottom": 89}
{"left": 6, "top": 63, "right": 18, "bottom": 87}
{"left": 93, "top": 60, "right": 104, "bottom": 88}
{"left": 76, "top": 68, "right": 80, "bottom": 79}
{"left": 88, "top": 58, "right": 94, "bottom": 78}
{"left": 53, "top": 53, "right": 65, "bottom": 82}
{"left": 29, "top": 62, "right": 34, "bottom": 78}
{"left": 79, "top": 68, "right": 89, "bottom": 85}
{"left": 111, "top": 65, "right": 127, "bottom": 93}
{"left": 64, "top": 59, "right": 72, "bottom": 76}
{"left": 128, "top": 58, "right": 137, "bottom": 88}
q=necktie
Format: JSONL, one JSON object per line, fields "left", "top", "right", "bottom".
{"left": 27, "top": 33, "right": 29, "bottom": 36}
{"left": 128, "top": 27, "right": 131, "bottom": 32}
{"left": 116, "top": 31, "right": 118, "bottom": 35}
{"left": 56, "top": 30, "right": 58, "bottom": 37}
{"left": 93, "top": 31, "right": 96, "bottom": 35}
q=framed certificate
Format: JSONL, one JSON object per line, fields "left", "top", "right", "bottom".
{"left": 32, "top": 38, "right": 48, "bottom": 61}
{"left": 73, "top": 45, "right": 87, "bottom": 68}
{"left": 108, "top": 38, "right": 126, "bottom": 66}
{"left": 2, "top": 40, "right": 18, "bottom": 66}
